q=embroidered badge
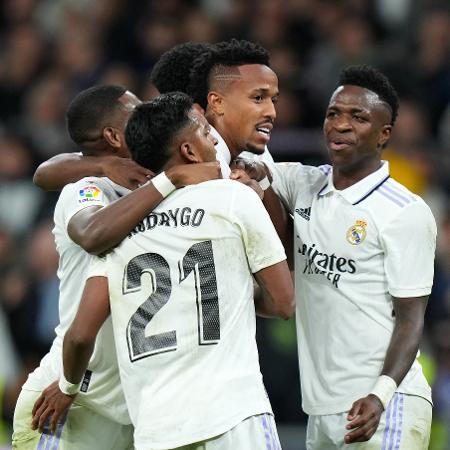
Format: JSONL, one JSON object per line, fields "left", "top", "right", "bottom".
{"left": 346, "top": 220, "right": 367, "bottom": 245}
{"left": 78, "top": 185, "right": 102, "bottom": 203}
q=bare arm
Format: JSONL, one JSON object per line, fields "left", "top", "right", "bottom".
{"left": 345, "top": 295, "right": 428, "bottom": 444}
{"left": 68, "top": 162, "right": 221, "bottom": 255}
{"left": 253, "top": 260, "right": 294, "bottom": 320}
{"left": 31, "top": 277, "right": 110, "bottom": 433}
{"left": 33, "top": 153, "right": 153, "bottom": 191}
{"left": 381, "top": 296, "right": 427, "bottom": 383}
{"left": 262, "top": 188, "right": 294, "bottom": 268}
{"left": 63, "top": 277, "right": 110, "bottom": 383}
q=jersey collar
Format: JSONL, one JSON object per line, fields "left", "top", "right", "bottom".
{"left": 210, "top": 125, "right": 232, "bottom": 178}
{"left": 210, "top": 125, "right": 232, "bottom": 164}
{"left": 318, "top": 161, "right": 390, "bottom": 205}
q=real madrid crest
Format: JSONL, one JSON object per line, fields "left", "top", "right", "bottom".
{"left": 346, "top": 220, "right": 367, "bottom": 245}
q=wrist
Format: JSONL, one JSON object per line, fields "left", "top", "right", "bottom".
{"left": 59, "top": 373, "right": 81, "bottom": 396}
{"left": 369, "top": 375, "right": 397, "bottom": 410}
{"left": 152, "top": 172, "right": 177, "bottom": 198}
{"left": 258, "top": 175, "right": 271, "bottom": 191}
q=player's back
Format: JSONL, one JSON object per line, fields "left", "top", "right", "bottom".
{"left": 100, "top": 179, "right": 282, "bottom": 449}
{"left": 24, "top": 176, "right": 130, "bottom": 425}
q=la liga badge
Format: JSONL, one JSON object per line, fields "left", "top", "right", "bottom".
{"left": 78, "top": 185, "right": 103, "bottom": 203}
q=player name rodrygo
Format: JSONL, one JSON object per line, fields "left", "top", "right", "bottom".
{"left": 128, "top": 207, "right": 205, "bottom": 237}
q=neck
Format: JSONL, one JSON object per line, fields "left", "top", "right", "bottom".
{"left": 333, "top": 159, "right": 382, "bottom": 190}
{"left": 206, "top": 113, "right": 239, "bottom": 159}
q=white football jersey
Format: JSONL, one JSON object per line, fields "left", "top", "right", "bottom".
{"left": 24, "top": 176, "right": 131, "bottom": 425}
{"left": 88, "top": 179, "right": 286, "bottom": 449}
{"left": 271, "top": 161, "right": 436, "bottom": 415}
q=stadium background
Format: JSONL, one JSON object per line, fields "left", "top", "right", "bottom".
{"left": 0, "top": 0, "right": 449, "bottom": 448}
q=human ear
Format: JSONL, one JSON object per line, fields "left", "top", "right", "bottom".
{"left": 180, "top": 142, "right": 199, "bottom": 163}
{"left": 207, "top": 91, "right": 224, "bottom": 116}
{"left": 378, "top": 124, "right": 392, "bottom": 148}
{"left": 103, "top": 127, "right": 122, "bottom": 148}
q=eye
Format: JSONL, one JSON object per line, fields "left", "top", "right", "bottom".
{"left": 254, "top": 95, "right": 263, "bottom": 103}
{"left": 353, "top": 115, "right": 367, "bottom": 123}
{"left": 272, "top": 96, "right": 279, "bottom": 104}
{"left": 326, "top": 110, "right": 337, "bottom": 118}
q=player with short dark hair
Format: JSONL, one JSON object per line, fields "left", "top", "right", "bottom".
{"left": 337, "top": 65, "right": 399, "bottom": 126}
{"left": 150, "top": 42, "right": 212, "bottom": 95}
{"left": 188, "top": 38, "right": 270, "bottom": 111}
{"left": 33, "top": 92, "right": 294, "bottom": 449}
{"left": 14, "top": 86, "right": 220, "bottom": 449}
{"left": 66, "top": 85, "right": 130, "bottom": 148}
{"left": 187, "top": 39, "right": 276, "bottom": 163}
{"left": 125, "top": 93, "right": 194, "bottom": 172}
{"left": 266, "top": 65, "right": 436, "bottom": 449}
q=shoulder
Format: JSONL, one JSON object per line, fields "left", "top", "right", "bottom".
{"left": 56, "top": 176, "right": 117, "bottom": 209}
{"left": 272, "top": 162, "right": 328, "bottom": 188}
{"left": 375, "top": 178, "right": 436, "bottom": 230}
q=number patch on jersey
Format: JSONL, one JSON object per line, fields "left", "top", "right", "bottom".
{"left": 123, "top": 240, "right": 220, "bottom": 362}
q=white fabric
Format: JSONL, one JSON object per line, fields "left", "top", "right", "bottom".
{"left": 13, "top": 389, "right": 134, "bottom": 450}
{"left": 210, "top": 125, "right": 275, "bottom": 177}
{"left": 88, "top": 179, "right": 286, "bottom": 449}
{"left": 306, "top": 393, "right": 431, "bottom": 450}
{"left": 23, "top": 177, "right": 131, "bottom": 426}
{"left": 151, "top": 171, "right": 176, "bottom": 198}
{"left": 160, "top": 413, "right": 281, "bottom": 450}
{"left": 370, "top": 375, "right": 398, "bottom": 410}
{"left": 271, "top": 161, "right": 436, "bottom": 415}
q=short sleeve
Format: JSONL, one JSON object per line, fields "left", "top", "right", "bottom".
{"left": 58, "top": 177, "right": 117, "bottom": 229}
{"left": 86, "top": 255, "right": 108, "bottom": 279}
{"left": 380, "top": 201, "right": 437, "bottom": 298}
{"left": 270, "top": 162, "right": 304, "bottom": 212}
{"left": 229, "top": 183, "right": 286, "bottom": 273}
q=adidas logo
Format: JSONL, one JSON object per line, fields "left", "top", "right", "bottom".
{"left": 295, "top": 207, "right": 311, "bottom": 221}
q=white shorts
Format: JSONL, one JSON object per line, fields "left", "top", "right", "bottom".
{"left": 159, "top": 413, "right": 281, "bottom": 450}
{"left": 12, "top": 388, "right": 134, "bottom": 450}
{"left": 306, "top": 393, "right": 431, "bottom": 450}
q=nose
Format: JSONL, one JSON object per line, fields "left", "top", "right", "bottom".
{"left": 264, "top": 100, "right": 277, "bottom": 121}
{"left": 332, "top": 114, "right": 352, "bottom": 131}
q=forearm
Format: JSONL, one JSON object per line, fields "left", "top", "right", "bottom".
{"left": 254, "top": 262, "right": 294, "bottom": 320}
{"left": 62, "top": 329, "right": 95, "bottom": 384}
{"left": 381, "top": 318, "right": 423, "bottom": 385}
{"left": 33, "top": 153, "right": 104, "bottom": 191}
{"left": 383, "top": 298, "right": 428, "bottom": 388}
{"left": 70, "top": 182, "right": 164, "bottom": 254}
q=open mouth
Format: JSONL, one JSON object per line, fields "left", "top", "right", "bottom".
{"left": 256, "top": 125, "right": 272, "bottom": 141}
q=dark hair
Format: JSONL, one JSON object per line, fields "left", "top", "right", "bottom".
{"left": 338, "top": 65, "right": 399, "bottom": 125}
{"left": 66, "top": 85, "right": 127, "bottom": 145}
{"left": 188, "top": 39, "right": 270, "bottom": 109}
{"left": 125, "top": 92, "right": 193, "bottom": 172}
{"left": 150, "top": 42, "right": 212, "bottom": 94}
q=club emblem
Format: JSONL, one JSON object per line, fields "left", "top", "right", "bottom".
{"left": 346, "top": 220, "right": 367, "bottom": 245}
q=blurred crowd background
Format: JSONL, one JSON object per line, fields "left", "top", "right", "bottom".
{"left": 0, "top": 0, "right": 449, "bottom": 448}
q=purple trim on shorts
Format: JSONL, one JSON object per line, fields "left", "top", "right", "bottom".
{"left": 268, "top": 414, "right": 281, "bottom": 450}
{"left": 37, "top": 412, "right": 67, "bottom": 450}
{"left": 382, "top": 393, "right": 395, "bottom": 450}
{"left": 261, "top": 414, "right": 273, "bottom": 450}
{"left": 393, "top": 394, "right": 404, "bottom": 450}
{"left": 388, "top": 393, "right": 401, "bottom": 450}
{"left": 266, "top": 414, "right": 280, "bottom": 450}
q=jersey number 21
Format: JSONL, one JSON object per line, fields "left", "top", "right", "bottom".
{"left": 123, "top": 240, "right": 220, "bottom": 362}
